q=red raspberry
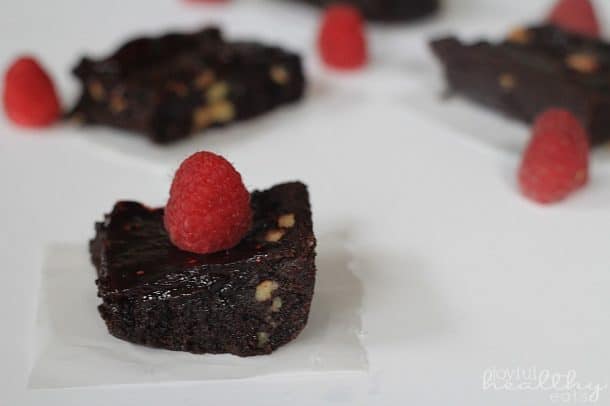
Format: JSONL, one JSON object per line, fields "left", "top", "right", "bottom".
{"left": 164, "top": 151, "right": 252, "bottom": 254}
{"left": 518, "top": 109, "right": 590, "bottom": 204}
{"left": 548, "top": 0, "right": 600, "bottom": 38}
{"left": 318, "top": 4, "right": 368, "bottom": 70}
{"left": 3, "top": 56, "right": 61, "bottom": 127}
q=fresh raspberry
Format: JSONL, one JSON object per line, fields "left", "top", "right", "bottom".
{"left": 3, "top": 56, "right": 61, "bottom": 127}
{"left": 164, "top": 151, "right": 252, "bottom": 254}
{"left": 318, "top": 4, "right": 367, "bottom": 69}
{"left": 548, "top": 0, "right": 600, "bottom": 38}
{"left": 518, "top": 109, "right": 590, "bottom": 204}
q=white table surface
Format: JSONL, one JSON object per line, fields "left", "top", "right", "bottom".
{"left": 1, "top": 0, "right": 609, "bottom": 404}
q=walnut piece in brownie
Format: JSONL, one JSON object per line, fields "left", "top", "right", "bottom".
{"left": 90, "top": 182, "right": 317, "bottom": 356}
{"left": 70, "top": 27, "right": 305, "bottom": 144}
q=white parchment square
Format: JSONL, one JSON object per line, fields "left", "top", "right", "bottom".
{"left": 28, "top": 232, "right": 366, "bottom": 388}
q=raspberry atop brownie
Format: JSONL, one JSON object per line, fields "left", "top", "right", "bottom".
{"left": 164, "top": 151, "right": 252, "bottom": 254}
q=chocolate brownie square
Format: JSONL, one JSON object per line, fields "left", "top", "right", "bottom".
{"left": 431, "top": 25, "right": 610, "bottom": 146}
{"left": 89, "top": 182, "right": 317, "bottom": 356}
{"left": 70, "top": 27, "right": 305, "bottom": 144}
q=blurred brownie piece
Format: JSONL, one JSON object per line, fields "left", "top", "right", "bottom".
{"left": 70, "top": 27, "right": 305, "bottom": 144}
{"left": 90, "top": 182, "right": 317, "bottom": 356}
{"left": 299, "top": 0, "right": 439, "bottom": 22}
{"left": 431, "top": 24, "right": 610, "bottom": 146}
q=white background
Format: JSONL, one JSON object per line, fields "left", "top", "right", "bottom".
{"left": 1, "top": 0, "right": 609, "bottom": 404}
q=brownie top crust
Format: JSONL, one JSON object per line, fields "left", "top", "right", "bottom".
{"left": 73, "top": 27, "right": 300, "bottom": 91}
{"left": 433, "top": 24, "right": 610, "bottom": 91}
{"left": 90, "top": 182, "right": 314, "bottom": 296}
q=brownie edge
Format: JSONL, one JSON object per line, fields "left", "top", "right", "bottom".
{"left": 90, "top": 182, "right": 317, "bottom": 356}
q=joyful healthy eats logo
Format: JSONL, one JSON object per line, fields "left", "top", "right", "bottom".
{"left": 482, "top": 367, "right": 607, "bottom": 403}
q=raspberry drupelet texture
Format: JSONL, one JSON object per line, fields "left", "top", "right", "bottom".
{"left": 164, "top": 151, "right": 252, "bottom": 254}
{"left": 518, "top": 109, "right": 589, "bottom": 204}
{"left": 318, "top": 4, "right": 368, "bottom": 69}
{"left": 3, "top": 56, "right": 61, "bottom": 127}
{"left": 548, "top": 0, "right": 600, "bottom": 38}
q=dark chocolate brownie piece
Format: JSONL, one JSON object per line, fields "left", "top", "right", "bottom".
{"left": 89, "top": 182, "right": 316, "bottom": 356}
{"left": 431, "top": 24, "right": 610, "bottom": 146}
{"left": 70, "top": 27, "right": 305, "bottom": 144}
{"left": 298, "top": 0, "right": 439, "bottom": 22}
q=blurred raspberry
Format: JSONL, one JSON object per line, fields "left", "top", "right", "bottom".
{"left": 518, "top": 109, "right": 589, "bottom": 204}
{"left": 3, "top": 56, "right": 61, "bottom": 127}
{"left": 548, "top": 0, "right": 600, "bottom": 38}
{"left": 318, "top": 4, "right": 368, "bottom": 69}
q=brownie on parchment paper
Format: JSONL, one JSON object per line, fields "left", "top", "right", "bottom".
{"left": 431, "top": 25, "right": 610, "bottom": 146}
{"left": 90, "top": 182, "right": 317, "bottom": 357}
{"left": 70, "top": 27, "right": 305, "bottom": 144}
